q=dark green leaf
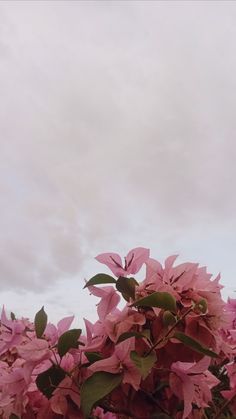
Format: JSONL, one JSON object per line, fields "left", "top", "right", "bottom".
{"left": 194, "top": 298, "right": 208, "bottom": 314}
{"left": 36, "top": 365, "right": 66, "bottom": 398}
{"left": 57, "top": 328, "right": 82, "bottom": 358}
{"left": 34, "top": 306, "right": 47, "bottom": 338}
{"left": 173, "top": 332, "right": 219, "bottom": 358}
{"left": 131, "top": 292, "right": 176, "bottom": 313}
{"left": 85, "top": 352, "right": 103, "bottom": 363}
{"left": 116, "top": 331, "right": 150, "bottom": 344}
{"left": 10, "top": 312, "right": 16, "bottom": 321}
{"left": 9, "top": 415, "right": 20, "bottom": 419}
{"left": 116, "top": 276, "right": 138, "bottom": 301}
{"left": 81, "top": 372, "right": 122, "bottom": 418}
{"left": 130, "top": 350, "right": 157, "bottom": 379}
{"left": 84, "top": 273, "right": 116, "bottom": 289}
{"left": 162, "top": 310, "right": 176, "bottom": 327}
{"left": 153, "top": 380, "right": 169, "bottom": 394}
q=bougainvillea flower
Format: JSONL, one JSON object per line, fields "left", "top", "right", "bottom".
{"left": 88, "top": 285, "right": 120, "bottom": 321}
{"left": 170, "top": 357, "right": 219, "bottom": 419}
{"left": 50, "top": 376, "right": 80, "bottom": 416}
{"left": 0, "top": 248, "right": 235, "bottom": 418}
{"left": 89, "top": 338, "right": 142, "bottom": 390}
{"left": 0, "top": 307, "right": 25, "bottom": 355}
{"left": 44, "top": 315, "right": 74, "bottom": 346}
{"left": 92, "top": 406, "right": 117, "bottom": 418}
{"left": 104, "top": 306, "right": 145, "bottom": 343}
{"left": 95, "top": 247, "right": 150, "bottom": 277}
{"left": 17, "top": 339, "right": 51, "bottom": 363}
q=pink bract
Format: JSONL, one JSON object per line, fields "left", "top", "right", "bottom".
{"left": 0, "top": 247, "right": 235, "bottom": 418}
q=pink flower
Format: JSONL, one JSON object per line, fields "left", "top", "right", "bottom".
{"left": 82, "top": 317, "right": 107, "bottom": 352}
{"left": 95, "top": 247, "right": 150, "bottom": 277}
{"left": 88, "top": 286, "right": 120, "bottom": 321}
{"left": 170, "top": 357, "right": 219, "bottom": 419}
{"left": 44, "top": 315, "right": 74, "bottom": 346}
{"left": 17, "top": 338, "right": 51, "bottom": 363}
{"left": 92, "top": 406, "right": 117, "bottom": 418}
{"left": 104, "top": 306, "right": 145, "bottom": 343}
{"left": 0, "top": 307, "right": 25, "bottom": 355}
{"left": 89, "top": 338, "right": 142, "bottom": 390}
{"left": 0, "top": 366, "right": 28, "bottom": 396}
{"left": 221, "top": 363, "right": 236, "bottom": 414}
{"left": 50, "top": 376, "right": 80, "bottom": 416}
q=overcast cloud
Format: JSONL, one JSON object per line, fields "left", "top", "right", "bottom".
{"left": 0, "top": 1, "right": 236, "bottom": 322}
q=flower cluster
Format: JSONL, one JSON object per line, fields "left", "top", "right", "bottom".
{"left": 0, "top": 247, "right": 235, "bottom": 419}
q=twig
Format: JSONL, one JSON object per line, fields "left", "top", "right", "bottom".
{"left": 145, "top": 306, "right": 193, "bottom": 356}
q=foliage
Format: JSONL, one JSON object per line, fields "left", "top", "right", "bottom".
{"left": 0, "top": 247, "right": 236, "bottom": 418}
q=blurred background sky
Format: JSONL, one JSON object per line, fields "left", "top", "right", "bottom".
{"left": 0, "top": 1, "right": 236, "bottom": 324}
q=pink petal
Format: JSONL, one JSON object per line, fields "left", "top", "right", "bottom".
{"left": 182, "top": 378, "right": 195, "bottom": 419}
{"left": 97, "top": 288, "right": 120, "bottom": 321}
{"left": 126, "top": 247, "right": 150, "bottom": 275}
{"left": 188, "top": 356, "right": 210, "bottom": 374}
{"left": 95, "top": 252, "right": 124, "bottom": 277}
{"left": 165, "top": 254, "right": 178, "bottom": 271}
{"left": 89, "top": 354, "right": 119, "bottom": 374}
{"left": 17, "top": 339, "right": 50, "bottom": 362}
{"left": 115, "top": 338, "right": 135, "bottom": 362}
{"left": 88, "top": 285, "right": 108, "bottom": 298}
{"left": 123, "top": 364, "right": 141, "bottom": 390}
{"left": 57, "top": 316, "right": 74, "bottom": 336}
{"left": 83, "top": 318, "right": 93, "bottom": 344}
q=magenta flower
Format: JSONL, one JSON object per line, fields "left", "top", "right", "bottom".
{"left": 170, "top": 357, "right": 219, "bottom": 418}
{"left": 44, "top": 315, "right": 74, "bottom": 346}
{"left": 95, "top": 247, "right": 150, "bottom": 277}
{"left": 89, "top": 338, "right": 142, "bottom": 390}
{"left": 88, "top": 285, "right": 120, "bottom": 321}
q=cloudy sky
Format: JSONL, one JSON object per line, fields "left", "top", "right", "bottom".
{"left": 0, "top": 1, "right": 236, "bottom": 324}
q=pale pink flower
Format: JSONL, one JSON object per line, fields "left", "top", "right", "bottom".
{"left": 50, "top": 376, "right": 80, "bottom": 415}
{"left": 17, "top": 338, "right": 51, "bottom": 363}
{"left": 0, "top": 307, "right": 25, "bottom": 355}
{"left": 44, "top": 315, "right": 74, "bottom": 346}
{"left": 88, "top": 285, "right": 120, "bottom": 321}
{"left": 82, "top": 317, "right": 107, "bottom": 352}
{"left": 170, "top": 357, "right": 219, "bottom": 419}
{"left": 104, "top": 306, "right": 145, "bottom": 343}
{"left": 95, "top": 247, "right": 150, "bottom": 277}
{"left": 221, "top": 363, "right": 236, "bottom": 415}
{"left": 89, "top": 338, "right": 142, "bottom": 390}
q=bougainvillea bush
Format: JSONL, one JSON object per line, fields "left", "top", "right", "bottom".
{"left": 0, "top": 248, "right": 236, "bottom": 419}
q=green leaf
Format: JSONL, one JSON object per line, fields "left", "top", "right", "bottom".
{"left": 34, "top": 306, "right": 48, "bottom": 338}
{"left": 81, "top": 372, "right": 122, "bottom": 418}
{"left": 162, "top": 311, "right": 176, "bottom": 327}
{"left": 9, "top": 415, "right": 20, "bottom": 419}
{"left": 131, "top": 292, "right": 176, "bottom": 312}
{"left": 57, "top": 328, "right": 82, "bottom": 358}
{"left": 173, "top": 332, "right": 219, "bottom": 358}
{"left": 194, "top": 298, "right": 208, "bottom": 314}
{"left": 10, "top": 312, "right": 16, "bottom": 321}
{"left": 84, "top": 273, "right": 116, "bottom": 289}
{"left": 85, "top": 352, "right": 103, "bottom": 363}
{"left": 36, "top": 365, "right": 66, "bottom": 398}
{"left": 130, "top": 350, "right": 157, "bottom": 379}
{"left": 116, "top": 276, "right": 138, "bottom": 301}
{"left": 116, "top": 331, "right": 150, "bottom": 344}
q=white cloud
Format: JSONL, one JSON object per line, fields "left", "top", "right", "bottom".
{"left": 0, "top": 1, "right": 236, "bottom": 320}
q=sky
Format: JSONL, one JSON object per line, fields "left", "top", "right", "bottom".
{"left": 0, "top": 1, "right": 236, "bottom": 325}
